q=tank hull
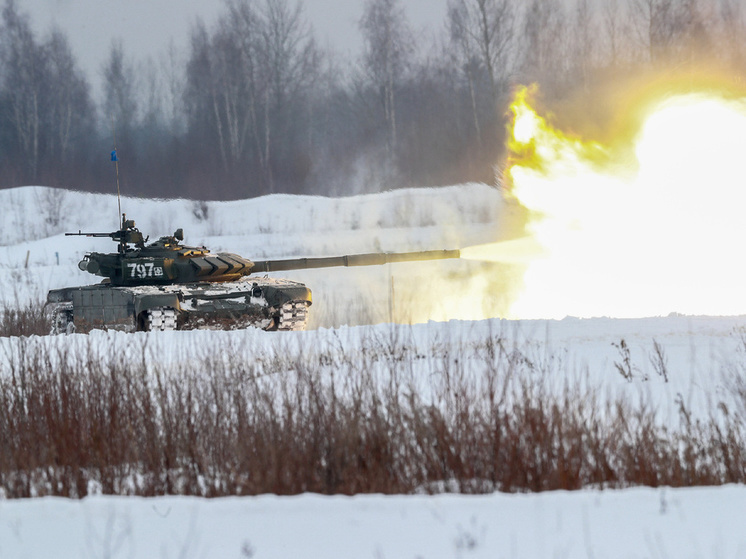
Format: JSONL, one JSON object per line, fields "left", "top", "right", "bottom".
{"left": 46, "top": 277, "right": 312, "bottom": 333}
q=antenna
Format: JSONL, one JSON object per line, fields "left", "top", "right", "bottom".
{"left": 111, "top": 120, "right": 122, "bottom": 227}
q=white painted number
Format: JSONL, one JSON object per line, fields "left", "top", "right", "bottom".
{"left": 127, "top": 262, "right": 164, "bottom": 279}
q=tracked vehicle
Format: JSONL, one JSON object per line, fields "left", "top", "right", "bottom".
{"left": 46, "top": 215, "right": 460, "bottom": 333}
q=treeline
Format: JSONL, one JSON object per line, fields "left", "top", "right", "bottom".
{"left": 0, "top": 0, "right": 745, "bottom": 200}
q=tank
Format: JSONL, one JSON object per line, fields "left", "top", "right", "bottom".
{"left": 46, "top": 215, "right": 461, "bottom": 333}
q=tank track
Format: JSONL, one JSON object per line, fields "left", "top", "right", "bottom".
{"left": 277, "top": 301, "right": 309, "bottom": 331}
{"left": 46, "top": 277, "right": 312, "bottom": 334}
{"left": 143, "top": 302, "right": 307, "bottom": 332}
{"left": 49, "top": 303, "right": 74, "bottom": 335}
{"left": 144, "top": 307, "right": 178, "bottom": 331}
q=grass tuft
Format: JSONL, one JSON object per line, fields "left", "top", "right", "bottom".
{"left": 1, "top": 322, "right": 746, "bottom": 498}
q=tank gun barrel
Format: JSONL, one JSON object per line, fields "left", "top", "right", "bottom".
{"left": 251, "top": 249, "right": 461, "bottom": 273}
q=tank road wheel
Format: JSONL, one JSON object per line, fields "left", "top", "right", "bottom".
{"left": 50, "top": 304, "right": 74, "bottom": 335}
{"left": 144, "top": 307, "right": 178, "bottom": 332}
{"left": 277, "top": 301, "right": 309, "bottom": 331}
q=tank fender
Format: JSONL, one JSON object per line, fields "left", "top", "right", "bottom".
{"left": 47, "top": 287, "right": 74, "bottom": 303}
{"left": 134, "top": 293, "right": 181, "bottom": 316}
{"left": 261, "top": 284, "right": 312, "bottom": 307}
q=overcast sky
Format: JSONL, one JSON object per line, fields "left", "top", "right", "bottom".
{"left": 22, "top": 0, "right": 446, "bottom": 98}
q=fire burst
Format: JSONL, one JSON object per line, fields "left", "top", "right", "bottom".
{"left": 505, "top": 85, "right": 746, "bottom": 319}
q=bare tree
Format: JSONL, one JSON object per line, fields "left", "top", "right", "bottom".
{"left": 629, "top": 0, "right": 679, "bottom": 63}
{"left": 160, "top": 43, "right": 188, "bottom": 137}
{"left": 0, "top": 1, "right": 94, "bottom": 186}
{"left": 602, "top": 0, "right": 630, "bottom": 66}
{"left": 447, "top": 0, "right": 515, "bottom": 97}
{"left": 134, "top": 42, "right": 188, "bottom": 141}
{"left": 236, "top": 0, "right": 319, "bottom": 192}
{"left": 0, "top": 0, "right": 45, "bottom": 180}
{"left": 676, "top": 0, "right": 714, "bottom": 64}
{"left": 359, "top": 0, "right": 414, "bottom": 164}
{"left": 520, "top": 0, "right": 569, "bottom": 88}
{"left": 718, "top": 0, "right": 746, "bottom": 67}
{"left": 629, "top": 0, "right": 714, "bottom": 65}
{"left": 570, "top": 0, "right": 596, "bottom": 89}
{"left": 185, "top": 0, "right": 319, "bottom": 195}
{"left": 45, "top": 29, "right": 93, "bottom": 165}
{"left": 102, "top": 41, "right": 139, "bottom": 149}
{"left": 209, "top": 20, "right": 251, "bottom": 172}
{"left": 447, "top": 0, "right": 515, "bottom": 149}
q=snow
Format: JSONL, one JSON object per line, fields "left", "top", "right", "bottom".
{"left": 2, "top": 487, "right": 746, "bottom": 558}
{"left": 2, "top": 184, "right": 746, "bottom": 557}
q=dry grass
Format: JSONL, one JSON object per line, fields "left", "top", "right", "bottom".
{"left": 1, "top": 321, "right": 746, "bottom": 499}
{"left": 0, "top": 301, "right": 50, "bottom": 337}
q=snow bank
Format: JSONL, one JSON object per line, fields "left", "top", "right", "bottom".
{"left": 2, "top": 486, "right": 745, "bottom": 558}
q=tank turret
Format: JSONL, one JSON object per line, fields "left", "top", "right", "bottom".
{"left": 69, "top": 214, "right": 460, "bottom": 286}
{"left": 68, "top": 214, "right": 253, "bottom": 286}
{"left": 48, "top": 215, "right": 461, "bottom": 334}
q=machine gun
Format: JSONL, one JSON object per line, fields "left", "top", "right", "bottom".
{"left": 66, "top": 214, "right": 148, "bottom": 253}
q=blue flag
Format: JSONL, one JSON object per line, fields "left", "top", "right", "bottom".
{"left": 111, "top": 149, "right": 118, "bottom": 162}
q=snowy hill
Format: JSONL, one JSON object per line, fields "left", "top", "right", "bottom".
{"left": 0, "top": 184, "right": 517, "bottom": 326}
{"left": 2, "top": 184, "right": 746, "bottom": 558}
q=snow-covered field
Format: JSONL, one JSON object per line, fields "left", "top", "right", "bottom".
{"left": 3, "top": 486, "right": 746, "bottom": 559}
{"left": 0, "top": 184, "right": 515, "bottom": 326}
{"left": 2, "top": 184, "right": 745, "bottom": 558}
